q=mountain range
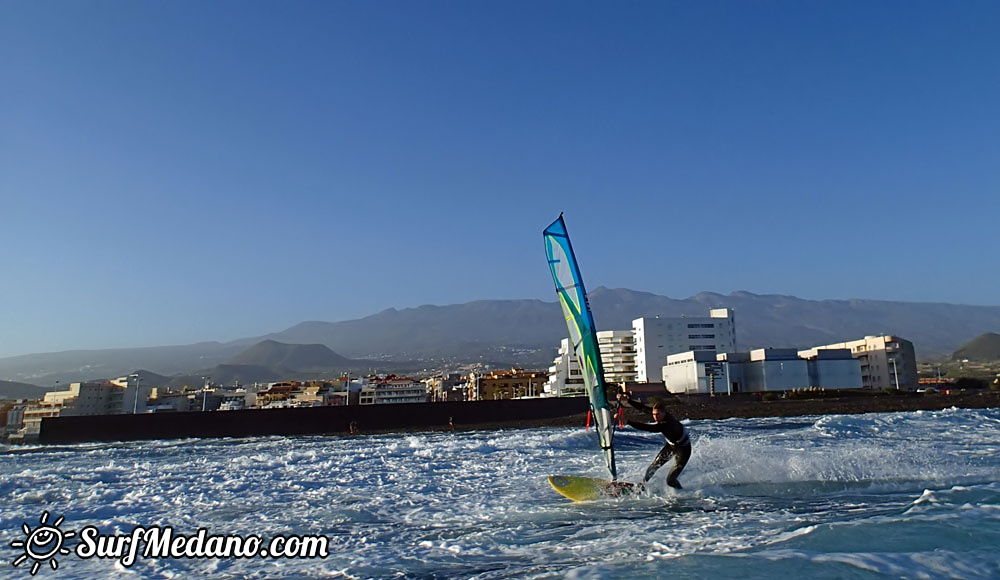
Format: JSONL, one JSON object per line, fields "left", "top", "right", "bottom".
{"left": 1, "top": 288, "right": 999, "bottom": 389}
{"left": 0, "top": 380, "right": 50, "bottom": 400}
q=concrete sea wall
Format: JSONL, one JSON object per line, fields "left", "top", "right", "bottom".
{"left": 36, "top": 391, "right": 1000, "bottom": 445}
{"left": 38, "top": 397, "right": 590, "bottom": 444}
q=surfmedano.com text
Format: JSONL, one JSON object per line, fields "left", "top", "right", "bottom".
{"left": 76, "top": 525, "right": 329, "bottom": 567}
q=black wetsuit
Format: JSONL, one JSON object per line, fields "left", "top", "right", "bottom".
{"left": 624, "top": 397, "right": 691, "bottom": 489}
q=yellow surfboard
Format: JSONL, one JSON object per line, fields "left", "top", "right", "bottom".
{"left": 548, "top": 475, "right": 639, "bottom": 502}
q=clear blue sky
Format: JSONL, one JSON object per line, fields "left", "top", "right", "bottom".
{"left": 2, "top": 1, "right": 998, "bottom": 358}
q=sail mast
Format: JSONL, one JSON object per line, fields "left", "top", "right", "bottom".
{"left": 543, "top": 214, "right": 617, "bottom": 480}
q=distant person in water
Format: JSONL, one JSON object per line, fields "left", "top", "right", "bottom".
{"left": 617, "top": 392, "right": 691, "bottom": 489}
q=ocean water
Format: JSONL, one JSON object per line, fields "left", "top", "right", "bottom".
{"left": 2, "top": 406, "right": 999, "bottom": 579}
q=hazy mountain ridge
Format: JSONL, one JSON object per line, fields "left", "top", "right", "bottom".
{"left": 0, "top": 342, "right": 245, "bottom": 386}
{"left": 145, "top": 341, "right": 415, "bottom": 389}
{"left": 1, "top": 289, "right": 999, "bottom": 387}
{"left": 0, "top": 380, "right": 49, "bottom": 400}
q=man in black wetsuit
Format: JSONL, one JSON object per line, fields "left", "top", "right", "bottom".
{"left": 618, "top": 392, "right": 691, "bottom": 489}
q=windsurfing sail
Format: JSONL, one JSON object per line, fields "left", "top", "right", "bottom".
{"left": 543, "top": 214, "right": 618, "bottom": 480}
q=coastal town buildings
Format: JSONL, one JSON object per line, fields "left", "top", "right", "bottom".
{"left": 41, "top": 377, "right": 157, "bottom": 415}
{"left": 0, "top": 319, "right": 930, "bottom": 443}
{"left": 424, "top": 373, "right": 466, "bottom": 402}
{"left": 466, "top": 368, "right": 547, "bottom": 400}
{"left": 543, "top": 339, "right": 586, "bottom": 397}
{"left": 597, "top": 330, "right": 638, "bottom": 383}
{"left": 664, "top": 347, "right": 862, "bottom": 394}
{"left": 11, "top": 404, "right": 60, "bottom": 442}
{"left": 217, "top": 391, "right": 249, "bottom": 411}
{"left": 358, "top": 374, "right": 427, "bottom": 405}
{"left": 542, "top": 330, "right": 641, "bottom": 396}
{"left": 9, "top": 377, "right": 157, "bottom": 439}
{"left": 544, "top": 309, "right": 738, "bottom": 390}
{"left": 633, "top": 309, "right": 737, "bottom": 382}
{"left": 800, "top": 348, "right": 864, "bottom": 390}
{"left": 9, "top": 380, "right": 135, "bottom": 442}
{"left": 3, "top": 403, "right": 26, "bottom": 440}
{"left": 254, "top": 380, "right": 351, "bottom": 408}
{"left": 150, "top": 382, "right": 252, "bottom": 412}
{"left": 148, "top": 388, "right": 202, "bottom": 412}
{"left": 801, "top": 335, "right": 918, "bottom": 391}
{"left": 543, "top": 313, "right": 911, "bottom": 396}
{"left": 661, "top": 335, "right": 918, "bottom": 395}
{"left": 663, "top": 350, "right": 730, "bottom": 395}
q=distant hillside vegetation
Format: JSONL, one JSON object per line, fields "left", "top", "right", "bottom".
{"left": 952, "top": 333, "right": 1000, "bottom": 361}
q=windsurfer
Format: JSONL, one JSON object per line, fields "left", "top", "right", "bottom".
{"left": 618, "top": 392, "right": 691, "bottom": 489}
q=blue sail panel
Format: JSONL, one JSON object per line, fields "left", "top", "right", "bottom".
{"left": 543, "top": 215, "right": 617, "bottom": 480}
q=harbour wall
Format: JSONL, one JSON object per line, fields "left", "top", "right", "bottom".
{"left": 38, "top": 397, "right": 590, "bottom": 444}
{"left": 36, "top": 391, "right": 1000, "bottom": 445}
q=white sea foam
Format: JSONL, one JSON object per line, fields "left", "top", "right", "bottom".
{"left": 2, "top": 408, "right": 999, "bottom": 579}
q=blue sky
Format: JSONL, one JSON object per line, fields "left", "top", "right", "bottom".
{"left": 2, "top": 1, "right": 998, "bottom": 358}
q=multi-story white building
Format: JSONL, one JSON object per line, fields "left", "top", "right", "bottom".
{"left": 633, "top": 308, "right": 737, "bottom": 383}
{"left": 358, "top": 375, "right": 427, "bottom": 405}
{"left": 597, "top": 330, "right": 638, "bottom": 384}
{"left": 543, "top": 339, "right": 586, "bottom": 397}
{"left": 544, "top": 331, "right": 639, "bottom": 396}
{"left": 800, "top": 335, "right": 917, "bottom": 391}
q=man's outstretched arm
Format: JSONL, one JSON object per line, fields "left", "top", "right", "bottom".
{"left": 627, "top": 420, "right": 665, "bottom": 433}
{"left": 617, "top": 392, "right": 650, "bottom": 413}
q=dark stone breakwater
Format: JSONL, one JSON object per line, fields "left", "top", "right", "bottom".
{"left": 36, "top": 391, "right": 1000, "bottom": 444}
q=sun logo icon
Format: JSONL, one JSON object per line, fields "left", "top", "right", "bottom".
{"left": 9, "top": 511, "right": 75, "bottom": 575}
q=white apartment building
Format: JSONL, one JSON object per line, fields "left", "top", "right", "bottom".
{"left": 546, "top": 311, "right": 738, "bottom": 393}
{"left": 358, "top": 375, "right": 427, "bottom": 405}
{"left": 544, "top": 331, "right": 639, "bottom": 396}
{"left": 597, "top": 330, "right": 638, "bottom": 384}
{"left": 801, "top": 335, "right": 917, "bottom": 391}
{"left": 543, "top": 338, "right": 586, "bottom": 397}
{"left": 633, "top": 308, "right": 737, "bottom": 383}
